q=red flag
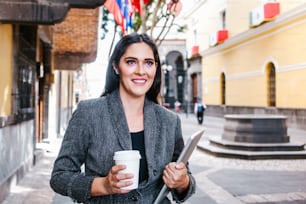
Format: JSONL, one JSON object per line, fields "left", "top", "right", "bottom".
{"left": 131, "top": 0, "right": 150, "bottom": 15}
{"left": 104, "top": 0, "right": 126, "bottom": 34}
{"left": 131, "top": 0, "right": 140, "bottom": 14}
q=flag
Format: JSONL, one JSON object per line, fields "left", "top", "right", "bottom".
{"left": 124, "top": 0, "right": 133, "bottom": 29}
{"left": 105, "top": 0, "right": 151, "bottom": 34}
{"left": 116, "top": 0, "right": 133, "bottom": 32}
{"left": 131, "top": 0, "right": 141, "bottom": 15}
{"left": 131, "top": 0, "right": 151, "bottom": 16}
{"left": 104, "top": 0, "right": 126, "bottom": 34}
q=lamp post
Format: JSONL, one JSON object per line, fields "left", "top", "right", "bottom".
{"left": 184, "top": 54, "right": 191, "bottom": 117}
{"left": 161, "top": 62, "right": 173, "bottom": 108}
{"left": 184, "top": 66, "right": 189, "bottom": 117}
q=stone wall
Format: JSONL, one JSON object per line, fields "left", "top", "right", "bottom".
{"left": 0, "top": 120, "right": 34, "bottom": 202}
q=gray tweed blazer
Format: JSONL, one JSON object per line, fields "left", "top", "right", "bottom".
{"left": 50, "top": 90, "right": 196, "bottom": 204}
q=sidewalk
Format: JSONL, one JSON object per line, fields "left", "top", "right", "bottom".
{"left": 1, "top": 114, "right": 306, "bottom": 204}
{"left": 180, "top": 115, "right": 306, "bottom": 204}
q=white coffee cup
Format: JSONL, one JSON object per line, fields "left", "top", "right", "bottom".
{"left": 113, "top": 150, "right": 141, "bottom": 190}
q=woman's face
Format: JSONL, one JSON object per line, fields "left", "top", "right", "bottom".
{"left": 117, "top": 42, "right": 157, "bottom": 99}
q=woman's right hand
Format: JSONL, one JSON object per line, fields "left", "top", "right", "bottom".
{"left": 90, "top": 164, "right": 134, "bottom": 196}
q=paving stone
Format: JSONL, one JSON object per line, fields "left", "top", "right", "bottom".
{"left": 2, "top": 115, "right": 306, "bottom": 204}
{"left": 207, "top": 169, "right": 306, "bottom": 196}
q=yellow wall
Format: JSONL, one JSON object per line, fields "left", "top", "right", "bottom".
{"left": 227, "top": 1, "right": 258, "bottom": 36}
{"left": 185, "top": 0, "right": 306, "bottom": 56}
{"left": 278, "top": 0, "right": 305, "bottom": 12}
{"left": 0, "top": 24, "right": 13, "bottom": 116}
{"left": 277, "top": 68, "right": 306, "bottom": 108}
{"left": 185, "top": 0, "right": 227, "bottom": 55}
{"left": 202, "top": 15, "right": 306, "bottom": 108}
{"left": 227, "top": 0, "right": 306, "bottom": 37}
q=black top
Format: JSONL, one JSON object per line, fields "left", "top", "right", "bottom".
{"left": 131, "top": 130, "right": 148, "bottom": 183}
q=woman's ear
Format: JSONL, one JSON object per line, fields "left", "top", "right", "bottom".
{"left": 112, "top": 63, "right": 119, "bottom": 75}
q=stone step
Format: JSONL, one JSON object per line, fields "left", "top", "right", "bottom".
{"left": 209, "top": 137, "right": 305, "bottom": 151}
{"left": 197, "top": 141, "right": 306, "bottom": 160}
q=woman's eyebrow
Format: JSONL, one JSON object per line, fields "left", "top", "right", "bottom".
{"left": 124, "top": 56, "right": 154, "bottom": 61}
{"left": 124, "top": 56, "right": 137, "bottom": 60}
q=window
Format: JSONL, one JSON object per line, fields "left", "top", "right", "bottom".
{"left": 267, "top": 63, "right": 276, "bottom": 106}
{"left": 221, "top": 73, "right": 226, "bottom": 105}
{"left": 17, "top": 57, "right": 35, "bottom": 110}
{"left": 16, "top": 25, "right": 36, "bottom": 116}
{"left": 219, "top": 10, "right": 226, "bottom": 30}
{"left": 193, "top": 29, "right": 198, "bottom": 45}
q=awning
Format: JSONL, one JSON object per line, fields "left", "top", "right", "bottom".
{"left": 0, "top": 0, "right": 106, "bottom": 24}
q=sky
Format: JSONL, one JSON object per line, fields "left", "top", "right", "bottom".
{"left": 84, "top": 8, "right": 120, "bottom": 99}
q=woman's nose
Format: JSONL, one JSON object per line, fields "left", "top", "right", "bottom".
{"left": 136, "top": 62, "right": 146, "bottom": 74}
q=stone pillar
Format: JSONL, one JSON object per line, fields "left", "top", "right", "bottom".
{"left": 222, "top": 114, "right": 289, "bottom": 143}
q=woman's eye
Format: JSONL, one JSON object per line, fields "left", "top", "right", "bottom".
{"left": 126, "top": 60, "right": 136, "bottom": 65}
{"left": 145, "top": 60, "right": 154, "bottom": 67}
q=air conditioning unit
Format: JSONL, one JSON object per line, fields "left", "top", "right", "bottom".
{"left": 209, "top": 30, "right": 228, "bottom": 47}
{"left": 249, "top": 2, "right": 280, "bottom": 27}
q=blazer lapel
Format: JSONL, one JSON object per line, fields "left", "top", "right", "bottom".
{"left": 143, "top": 99, "right": 159, "bottom": 175}
{"left": 107, "top": 90, "right": 132, "bottom": 150}
{"left": 107, "top": 91, "right": 160, "bottom": 166}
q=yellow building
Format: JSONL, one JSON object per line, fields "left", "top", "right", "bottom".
{"left": 186, "top": 0, "right": 306, "bottom": 129}
{"left": 0, "top": 25, "right": 13, "bottom": 117}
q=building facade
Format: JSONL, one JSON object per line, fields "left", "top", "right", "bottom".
{"left": 0, "top": 1, "right": 104, "bottom": 201}
{"left": 185, "top": 0, "right": 306, "bottom": 129}
{"left": 159, "top": 39, "right": 188, "bottom": 110}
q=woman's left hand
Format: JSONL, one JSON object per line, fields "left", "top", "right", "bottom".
{"left": 162, "top": 162, "right": 190, "bottom": 193}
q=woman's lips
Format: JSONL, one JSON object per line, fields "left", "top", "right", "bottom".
{"left": 132, "top": 79, "right": 146, "bottom": 84}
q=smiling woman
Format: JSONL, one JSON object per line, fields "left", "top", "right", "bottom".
{"left": 116, "top": 42, "right": 157, "bottom": 102}
{"left": 50, "top": 33, "right": 196, "bottom": 204}
{"left": 102, "top": 33, "right": 162, "bottom": 104}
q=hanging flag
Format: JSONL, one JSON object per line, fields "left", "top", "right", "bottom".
{"left": 131, "top": 0, "right": 141, "bottom": 15}
{"left": 124, "top": 0, "right": 133, "bottom": 29}
{"left": 104, "top": 0, "right": 126, "bottom": 34}
{"left": 105, "top": 0, "right": 152, "bottom": 34}
{"left": 116, "top": 0, "right": 133, "bottom": 32}
{"left": 131, "top": 0, "right": 151, "bottom": 16}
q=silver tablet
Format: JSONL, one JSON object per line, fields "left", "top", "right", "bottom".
{"left": 176, "top": 129, "right": 204, "bottom": 164}
{"left": 153, "top": 129, "right": 204, "bottom": 204}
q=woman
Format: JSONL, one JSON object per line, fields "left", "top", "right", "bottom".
{"left": 50, "top": 33, "right": 196, "bottom": 203}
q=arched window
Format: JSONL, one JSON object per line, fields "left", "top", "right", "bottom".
{"left": 267, "top": 63, "right": 276, "bottom": 106}
{"left": 221, "top": 72, "right": 226, "bottom": 105}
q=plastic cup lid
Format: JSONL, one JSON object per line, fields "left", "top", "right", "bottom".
{"left": 113, "top": 150, "right": 141, "bottom": 160}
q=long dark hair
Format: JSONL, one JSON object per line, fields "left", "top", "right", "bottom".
{"left": 101, "top": 33, "right": 162, "bottom": 104}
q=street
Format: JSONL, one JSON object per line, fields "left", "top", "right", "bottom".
{"left": 2, "top": 114, "right": 306, "bottom": 204}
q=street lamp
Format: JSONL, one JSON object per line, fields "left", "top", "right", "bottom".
{"left": 161, "top": 61, "right": 173, "bottom": 107}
